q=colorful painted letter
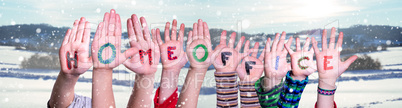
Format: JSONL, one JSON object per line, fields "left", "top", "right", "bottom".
{"left": 324, "top": 56, "right": 333, "bottom": 70}
{"left": 275, "top": 56, "right": 280, "bottom": 70}
{"left": 298, "top": 56, "right": 310, "bottom": 70}
{"left": 221, "top": 52, "right": 232, "bottom": 66}
{"left": 245, "top": 61, "right": 256, "bottom": 75}
{"left": 167, "top": 46, "right": 177, "bottom": 60}
{"left": 139, "top": 49, "right": 153, "bottom": 65}
{"left": 66, "top": 51, "right": 78, "bottom": 70}
{"left": 192, "top": 44, "right": 208, "bottom": 62}
{"left": 97, "top": 43, "right": 117, "bottom": 64}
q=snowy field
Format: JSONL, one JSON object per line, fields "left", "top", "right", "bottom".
{"left": 1, "top": 46, "right": 402, "bottom": 107}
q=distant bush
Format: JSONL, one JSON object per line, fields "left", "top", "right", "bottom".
{"left": 343, "top": 54, "right": 381, "bottom": 70}
{"left": 20, "top": 54, "right": 60, "bottom": 69}
{"left": 341, "top": 45, "right": 387, "bottom": 55}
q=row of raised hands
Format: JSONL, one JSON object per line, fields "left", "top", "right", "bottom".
{"left": 48, "top": 9, "right": 357, "bottom": 108}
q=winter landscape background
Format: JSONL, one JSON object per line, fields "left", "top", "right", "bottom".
{"left": 1, "top": 0, "right": 402, "bottom": 107}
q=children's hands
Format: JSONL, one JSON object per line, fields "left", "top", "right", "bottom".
{"left": 312, "top": 27, "right": 357, "bottom": 88}
{"left": 92, "top": 9, "right": 138, "bottom": 70}
{"left": 123, "top": 14, "right": 160, "bottom": 75}
{"left": 186, "top": 19, "right": 213, "bottom": 70}
{"left": 212, "top": 31, "right": 246, "bottom": 72}
{"left": 156, "top": 19, "right": 187, "bottom": 72}
{"left": 59, "top": 17, "right": 92, "bottom": 76}
{"left": 264, "top": 32, "right": 291, "bottom": 83}
{"left": 236, "top": 42, "right": 264, "bottom": 82}
{"left": 284, "top": 37, "right": 316, "bottom": 80}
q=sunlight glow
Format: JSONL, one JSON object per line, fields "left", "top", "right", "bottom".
{"left": 294, "top": 0, "right": 340, "bottom": 18}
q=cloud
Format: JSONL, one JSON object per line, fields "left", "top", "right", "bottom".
{"left": 1, "top": 0, "right": 400, "bottom": 33}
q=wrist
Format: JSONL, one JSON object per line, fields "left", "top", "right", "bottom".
{"left": 93, "top": 68, "right": 113, "bottom": 72}
{"left": 216, "top": 68, "right": 236, "bottom": 72}
{"left": 290, "top": 72, "right": 307, "bottom": 81}
{"left": 189, "top": 67, "right": 208, "bottom": 73}
{"left": 318, "top": 79, "right": 336, "bottom": 90}
{"left": 136, "top": 73, "right": 155, "bottom": 78}
{"left": 262, "top": 76, "right": 282, "bottom": 90}
{"left": 59, "top": 71, "right": 80, "bottom": 80}
{"left": 162, "top": 68, "right": 181, "bottom": 75}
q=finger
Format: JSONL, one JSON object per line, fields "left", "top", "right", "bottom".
{"left": 283, "top": 36, "right": 293, "bottom": 54}
{"left": 341, "top": 55, "right": 358, "bottom": 74}
{"left": 243, "top": 40, "right": 250, "bottom": 57}
{"left": 115, "top": 14, "right": 122, "bottom": 38}
{"left": 258, "top": 47, "right": 265, "bottom": 61}
{"left": 228, "top": 32, "right": 236, "bottom": 48}
{"left": 151, "top": 29, "right": 157, "bottom": 46}
{"left": 156, "top": 28, "right": 163, "bottom": 46}
{"left": 235, "top": 36, "right": 245, "bottom": 51}
{"left": 295, "top": 37, "right": 301, "bottom": 51}
{"left": 312, "top": 37, "right": 320, "bottom": 54}
{"left": 251, "top": 42, "right": 259, "bottom": 57}
{"left": 178, "top": 23, "right": 185, "bottom": 44}
{"left": 103, "top": 12, "right": 110, "bottom": 35}
{"left": 219, "top": 30, "right": 227, "bottom": 45}
{"left": 75, "top": 17, "right": 86, "bottom": 42}
{"left": 118, "top": 47, "right": 139, "bottom": 64}
{"left": 322, "top": 29, "right": 328, "bottom": 51}
{"left": 69, "top": 20, "right": 79, "bottom": 43}
{"left": 131, "top": 14, "right": 144, "bottom": 41}
{"left": 303, "top": 37, "right": 311, "bottom": 51}
{"left": 62, "top": 29, "right": 72, "bottom": 45}
{"left": 271, "top": 33, "right": 280, "bottom": 52}
{"left": 192, "top": 23, "right": 198, "bottom": 40}
{"left": 82, "top": 21, "right": 91, "bottom": 44}
{"left": 187, "top": 31, "right": 193, "bottom": 45}
{"left": 197, "top": 19, "right": 203, "bottom": 39}
{"left": 127, "top": 18, "right": 137, "bottom": 43}
{"left": 336, "top": 32, "right": 344, "bottom": 51}
{"left": 277, "top": 31, "right": 286, "bottom": 51}
{"left": 140, "top": 17, "right": 151, "bottom": 41}
{"left": 329, "top": 27, "right": 336, "bottom": 50}
{"left": 264, "top": 38, "right": 271, "bottom": 53}
{"left": 171, "top": 19, "right": 178, "bottom": 40}
{"left": 203, "top": 22, "right": 211, "bottom": 40}
{"left": 284, "top": 37, "right": 294, "bottom": 54}
{"left": 164, "top": 22, "right": 171, "bottom": 42}
{"left": 101, "top": 22, "right": 106, "bottom": 39}
{"left": 94, "top": 22, "right": 103, "bottom": 42}
{"left": 107, "top": 9, "right": 116, "bottom": 36}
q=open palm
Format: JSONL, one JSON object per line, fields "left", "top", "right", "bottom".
{"left": 123, "top": 14, "right": 160, "bottom": 75}
{"left": 312, "top": 27, "right": 357, "bottom": 82}
{"left": 92, "top": 9, "right": 137, "bottom": 69}
{"left": 59, "top": 17, "right": 92, "bottom": 76}
{"left": 284, "top": 37, "right": 316, "bottom": 79}
{"left": 237, "top": 42, "right": 264, "bottom": 81}
{"left": 156, "top": 19, "right": 187, "bottom": 72}
{"left": 186, "top": 19, "right": 213, "bottom": 69}
{"left": 212, "top": 31, "right": 246, "bottom": 72}
{"left": 264, "top": 32, "right": 291, "bottom": 81}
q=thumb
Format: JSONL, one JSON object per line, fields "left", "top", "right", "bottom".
{"left": 284, "top": 42, "right": 294, "bottom": 54}
{"left": 341, "top": 55, "right": 358, "bottom": 72}
{"left": 118, "top": 47, "right": 139, "bottom": 64}
{"left": 236, "top": 64, "right": 245, "bottom": 79}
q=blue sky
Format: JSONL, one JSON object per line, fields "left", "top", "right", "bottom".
{"left": 0, "top": 0, "right": 401, "bottom": 33}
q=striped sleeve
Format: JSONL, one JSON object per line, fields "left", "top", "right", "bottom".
{"left": 278, "top": 71, "right": 308, "bottom": 108}
{"left": 255, "top": 77, "right": 283, "bottom": 108}
{"left": 215, "top": 71, "right": 238, "bottom": 108}
{"left": 239, "top": 81, "right": 260, "bottom": 108}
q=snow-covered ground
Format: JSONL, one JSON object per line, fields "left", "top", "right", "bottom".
{"left": 1, "top": 46, "right": 402, "bottom": 107}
